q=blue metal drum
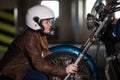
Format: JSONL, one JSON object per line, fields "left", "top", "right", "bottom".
{"left": 114, "top": 18, "right": 120, "bottom": 39}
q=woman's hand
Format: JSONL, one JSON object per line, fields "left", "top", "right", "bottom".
{"left": 66, "top": 63, "right": 78, "bottom": 74}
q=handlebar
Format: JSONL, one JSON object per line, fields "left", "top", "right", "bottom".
{"left": 98, "top": 0, "right": 120, "bottom": 21}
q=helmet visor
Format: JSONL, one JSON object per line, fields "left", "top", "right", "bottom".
{"left": 49, "top": 18, "right": 55, "bottom": 35}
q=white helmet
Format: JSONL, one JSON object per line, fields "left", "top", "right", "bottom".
{"left": 26, "top": 5, "right": 55, "bottom": 30}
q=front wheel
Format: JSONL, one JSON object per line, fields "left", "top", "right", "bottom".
{"left": 45, "top": 52, "right": 95, "bottom": 80}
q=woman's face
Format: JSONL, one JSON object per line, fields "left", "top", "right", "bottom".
{"left": 42, "top": 19, "right": 52, "bottom": 34}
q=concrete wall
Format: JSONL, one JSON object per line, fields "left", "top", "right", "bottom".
{"left": 0, "top": 0, "right": 94, "bottom": 44}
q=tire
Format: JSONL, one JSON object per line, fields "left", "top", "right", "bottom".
{"left": 45, "top": 52, "right": 95, "bottom": 80}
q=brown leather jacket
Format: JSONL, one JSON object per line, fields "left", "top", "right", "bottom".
{"left": 0, "top": 28, "right": 66, "bottom": 80}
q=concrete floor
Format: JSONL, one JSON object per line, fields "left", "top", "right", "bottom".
{"left": 87, "top": 44, "right": 107, "bottom": 80}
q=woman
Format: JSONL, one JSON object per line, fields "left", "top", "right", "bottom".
{"left": 0, "top": 5, "right": 78, "bottom": 80}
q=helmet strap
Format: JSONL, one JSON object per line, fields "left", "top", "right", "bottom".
{"left": 38, "top": 29, "right": 46, "bottom": 36}
{"left": 38, "top": 20, "right": 46, "bottom": 36}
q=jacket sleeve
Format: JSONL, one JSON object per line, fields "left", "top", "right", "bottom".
{"left": 24, "top": 34, "right": 67, "bottom": 77}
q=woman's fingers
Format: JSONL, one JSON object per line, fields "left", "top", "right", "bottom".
{"left": 66, "top": 63, "right": 78, "bottom": 74}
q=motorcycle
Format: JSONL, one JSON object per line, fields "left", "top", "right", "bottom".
{"left": 45, "top": 0, "right": 120, "bottom": 80}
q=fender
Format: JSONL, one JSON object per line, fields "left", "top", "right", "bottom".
{"left": 49, "top": 44, "right": 98, "bottom": 79}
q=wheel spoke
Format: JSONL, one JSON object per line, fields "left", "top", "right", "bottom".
{"left": 45, "top": 52, "right": 94, "bottom": 80}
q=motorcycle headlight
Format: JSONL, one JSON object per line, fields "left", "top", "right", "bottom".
{"left": 87, "top": 13, "right": 96, "bottom": 31}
